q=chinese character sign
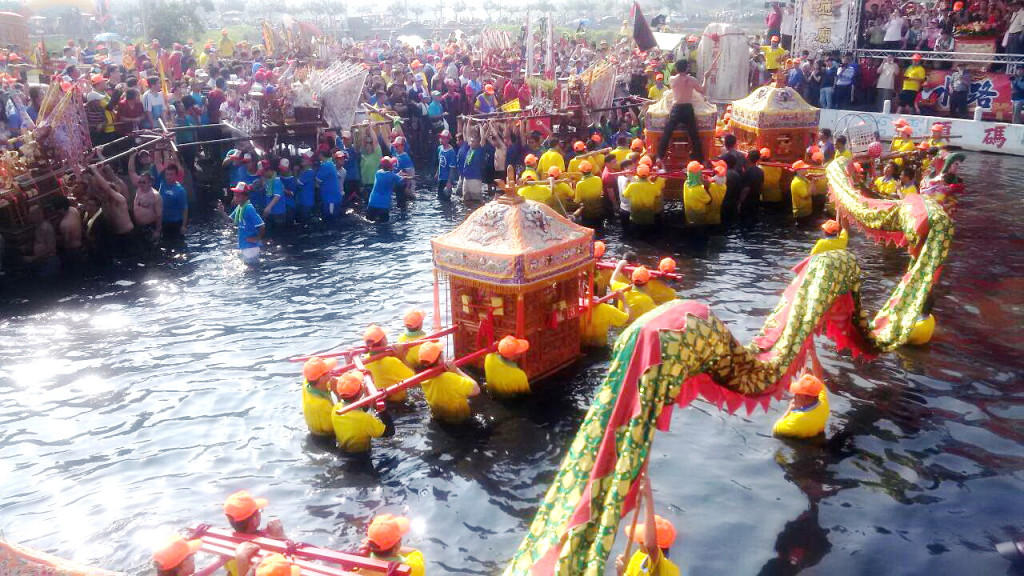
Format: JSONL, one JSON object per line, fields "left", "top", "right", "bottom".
{"left": 919, "top": 70, "right": 1013, "bottom": 121}
{"left": 795, "top": 0, "right": 851, "bottom": 53}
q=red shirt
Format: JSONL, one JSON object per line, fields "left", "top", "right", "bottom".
{"left": 206, "top": 88, "right": 225, "bottom": 123}
{"left": 115, "top": 98, "right": 144, "bottom": 134}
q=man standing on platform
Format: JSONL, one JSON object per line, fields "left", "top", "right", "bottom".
{"left": 655, "top": 60, "right": 711, "bottom": 166}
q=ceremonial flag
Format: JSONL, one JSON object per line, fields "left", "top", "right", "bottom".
{"left": 631, "top": 2, "right": 657, "bottom": 52}
{"left": 261, "top": 21, "right": 276, "bottom": 56}
{"left": 500, "top": 98, "right": 520, "bottom": 112}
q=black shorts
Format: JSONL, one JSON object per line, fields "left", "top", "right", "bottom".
{"left": 899, "top": 89, "right": 918, "bottom": 106}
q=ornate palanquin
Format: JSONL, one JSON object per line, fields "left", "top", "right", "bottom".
{"left": 431, "top": 195, "right": 594, "bottom": 379}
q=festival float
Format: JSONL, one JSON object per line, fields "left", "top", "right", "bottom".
{"left": 430, "top": 187, "right": 594, "bottom": 379}
{"left": 0, "top": 82, "right": 92, "bottom": 252}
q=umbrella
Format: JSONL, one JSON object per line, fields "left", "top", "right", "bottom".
{"left": 94, "top": 32, "right": 121, "bottom": 42}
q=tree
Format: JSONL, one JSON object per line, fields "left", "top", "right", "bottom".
{"left": 145, "top": 0, "right": 215, "bottom": 46}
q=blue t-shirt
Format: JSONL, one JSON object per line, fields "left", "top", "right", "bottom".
{"left": 394, "top": 152, "right": 413, "bottom": 172}
{"left": 334, "top": 142, "right": 362, "bottom": 180}
{"left": 1012, "top": 76, "right": 1024, "bottom": 102}
{"left": 267, "top": 178, "right": 286, "bottom": 215}
{"left": 458, "top": 144, "right": 487, "bottom": 180}
{"left": 248, "top": 179, "right": 266, "bottom": 211}
{"left": 367, "top": 170, "right": 404, "bottom": 210}
{"left": 427, "top": 100, "right": 443, "bottom": 117}
{"left": 231, "top": 202, "right": 264, "bottom": 249}
{"left": 297, "top": 169, "right": 316, "bottom": 206}
{"left": 437, "top": 145, "right": 457, "bottom": 181}
{"left": 316, "top": 162, "right": 342, "bottom": 204}
{"left": 159, "top": 181, "right": 188, "bottom": 223}
{"left": 280, "top": 175, "right": 298, "bottom": 209}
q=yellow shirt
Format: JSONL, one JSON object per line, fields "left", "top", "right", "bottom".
{"left": 595, "top": 268, "right": 613, "bottom": 295}
{"left": 926, "top": 137, "right": 947, "bottom": 150}
{"left": 683, "top": 181, "right": 710, "bottom": 226}
{"left": 551, "top": 182, "right": 575, "bottom": 211}
{"left": 331, "top": 402, "right": 386, "bottom": 452}
{"left": 761, "top": 45, "right": 787, "bottom": 70}
{"left": 518, "top": 183, "right": 553, "bottom": 204}
{"left": 521, "top": 167, "right": 539, "bottom": 181}
{"left": 484, "top": 353, "right": 530, "bottom": 397}
{"left": 364, "top": 354, "right": 414, "bottom": 403}
{"left": 873, "top": 176, "right": 898, "bottom": 199}
{"left": 623, "top": 180, "right": 662, "bottom": 225}
{"left": 647, "top": 84, "right": 666, "bottom": 101}
{"left": 706, "top": 180, "right": 726, "bottom": 225}
{"left": 899, "top": 183, "right": 918, "bottom": 198}
{"left": 772, "top": 390, "right": 830, "bottom": 438}
{"left": 422, "top": 371, "right": 475, "bottom": 423}
{"left": 219, "top": 36, "right": 235, "bottom": 58}
{"left": 762, "top": 165, "right": 783, "bottom": 202}
{"left": 624, "top": 548, "right": 681, "bottom": 576}
{"left": 567, "top": 155, "right": 587, "bottom": 174}
{"left": 580, "top": 302, "right": 629, "bottom": 347}
{"left": 302, "top": 381, "right": 335, "bottom": 436}
{"left": 889, "top": 136, "right": 904, "bottom": 152}
{"left": 644, "top": 279, "right": 676, "bottom": 305}
{"left": 537, "top": 149, "right": 566, "bottom": 176}
{"left": 612, "top": 280, "right": 657, "bottom": 322}
{"left": 369, "top": 550, "right": 425, "bottom": 576}
{"left": 611, "top": 146, "right": 631, "bottom": 165}
{"left": 810, "top": 229, "right": 849, "bottom": 256}
{"left": 903, "top": 64, "right": 926, "bottom": 91}
{"left": 590, "top": 153, "right": 605, "bottom": 173}
{"left": 397, "top": 329, "right": 425, "bottom": 368}
{"left": 574, "top": 175, "right": 605, "bottom": 219}
{"left": 791, "top": 176, "right": 812, "bottom": 218}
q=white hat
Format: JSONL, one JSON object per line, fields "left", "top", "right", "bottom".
{"left": 341, "top": 130, "right": 352, "bottom": 138}
{"left": 278, "top": 158, "right": 290, "bottom": 168}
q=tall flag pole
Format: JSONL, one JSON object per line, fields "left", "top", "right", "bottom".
{"left": 544, "top": 13, "right": 554, "bottom": 80}
{"left": 524, "top": 12, "right": 534, "bottom": 78}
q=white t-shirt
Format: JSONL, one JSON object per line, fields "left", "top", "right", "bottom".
{"left": 884, "top": 16, "right": 905, "bottom": 42}
{"left": 1009, "top": 8, "right": 1024, "bottom": 34}
{"left": 617, "top": 175, "right": 631, "bottom": 211}
{"left": 142, "top": 91, "right": 165, "bottom": 112}
{"left": 876, "top": 61, "right": 899, "bottom": 90}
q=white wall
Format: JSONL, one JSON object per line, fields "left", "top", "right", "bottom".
{"left": 818, "top": 108, "right": 1024, "bottom": 156}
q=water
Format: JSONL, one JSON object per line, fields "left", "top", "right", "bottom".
{"left": 1, "top": 155, "right": 1022, "bottom": 576}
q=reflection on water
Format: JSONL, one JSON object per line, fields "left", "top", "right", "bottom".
{"left": 1, "top": 156, "right": 1022, "bottom": 576}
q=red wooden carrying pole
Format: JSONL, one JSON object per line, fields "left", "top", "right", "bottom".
{"left": 594, "top": 260, "right": 682, "bottom": 281}
{"left": 289, "top": 325, "right": 458, "bottom": 363}
{"left": 335, "top": 345, "right": 495, "bottom": 416}
{"left": 190, "top": 525, "right": 410, "bottom": 576}
{"left": 592, "top": 288, "right": 627, "bottom": 307}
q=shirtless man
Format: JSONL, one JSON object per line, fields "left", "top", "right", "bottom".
{"left": 130, "top": 161, "right": 163, "bottom": 241}
{"left": 655, "top": 59, "right": 712, "bottom": 165}
{"left": 24, "top": 205, "right": 59, "bottom": 277}
{"left": 89, "top": 165, "right": 135, "bottom": 256}
{"left": 54, "top": 195, "right": 85, "bottom": 269}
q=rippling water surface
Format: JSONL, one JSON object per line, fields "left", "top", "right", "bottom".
{"left": 1, "top": 155, "right": 1022, "bottom": 576}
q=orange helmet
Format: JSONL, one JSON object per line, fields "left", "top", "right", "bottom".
{"left": 790, "top": 373, "right": 824, "bottom": 396}
{"left": 631, "top": 266, "right": 651, "bottom": 285}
